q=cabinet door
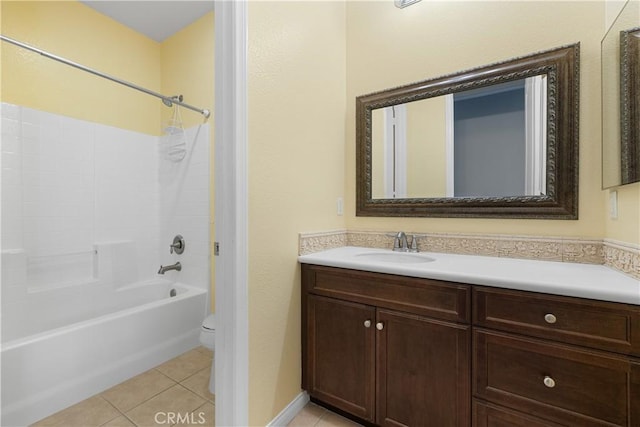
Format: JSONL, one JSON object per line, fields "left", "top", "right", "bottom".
{"left": 632, "top": 362, "right": 640, "bottom": 427}
{"left": 376, "top": 309, "right": 470, "bottom": 427}
{"left": 307, "top": 295, "right": 376, "bottom": 422}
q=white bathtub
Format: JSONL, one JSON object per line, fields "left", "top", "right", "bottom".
{"left": 0, "top": 278, "right": 207, "bottom": 426}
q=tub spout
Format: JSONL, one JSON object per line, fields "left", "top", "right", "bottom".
{"left": 158, "top": 262, "right": 182, "bottom": 274}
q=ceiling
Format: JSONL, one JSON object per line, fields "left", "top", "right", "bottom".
{"left": 81, "top": 1, "right": 214, "bottom": 42}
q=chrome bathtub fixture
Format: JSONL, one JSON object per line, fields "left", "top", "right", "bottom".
{"left": 170, "top": 235, "right": 185, "bottom": 254}
{"left": 158, "top": 262, "right": 182, "bottom": 274}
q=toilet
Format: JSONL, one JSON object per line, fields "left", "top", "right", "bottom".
{"left": 200, "top": 314, "right": 215, "bottom": 394}
{"left": 199, "top": 314, "right": 216, "bottom": 350}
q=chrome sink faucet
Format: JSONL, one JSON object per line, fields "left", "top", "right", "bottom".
{"left": 158, "top": 262, "right": 182, "bottom": 274}
{"left": 393, "top": 232, "right": 419, "bottom": 253}
{"left": 393, "top": 232, "right": 409, "bottom": 252}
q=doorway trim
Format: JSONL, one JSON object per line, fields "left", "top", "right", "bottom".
{"left": 214, "top": 0, "right": 249, "bottom": 425}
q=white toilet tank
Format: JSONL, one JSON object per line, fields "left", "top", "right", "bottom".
{"left": 200, "top": 314, "right": 215, "bottom": 350}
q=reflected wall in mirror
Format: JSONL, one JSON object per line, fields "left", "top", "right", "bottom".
{"left": 602, "top": 0, "right": 640, "bottom": 188}
{"left": 357, "top": 44, "right": 580, "bottom": 219}
{"left": 371, "top": 77, "right": 547, "bottom": 199}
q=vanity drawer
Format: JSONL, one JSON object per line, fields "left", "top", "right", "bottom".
{"left": 302, "top": 264, "right": 469, "bottom": 323}
{"left": 473, "top": 400, "right": 565, "bottom": 427}
{"left": 473, "top": 286, "right": 640, "bottom": 355}
{"left": 474, "top": 329, "right": 633, "bottom": 427}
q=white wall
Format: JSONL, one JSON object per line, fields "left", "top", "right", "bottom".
{"left": 1, "top": 103, "right": 210, "bottom": 337}
{"left": 158, "top": 124, "right": 211, "bottom": 308}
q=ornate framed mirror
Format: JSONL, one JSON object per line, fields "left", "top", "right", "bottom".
{"left": 620, "top": 27, "right": 640, "bottom": 184}
{"left": 356, "top": 44, "right": 579, "bottom": 219}
{"left": 602, "top": 0, "right": 640, "bottom": 188}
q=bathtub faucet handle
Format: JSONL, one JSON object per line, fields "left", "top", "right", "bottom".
{"left": 169, "top": 235, "right": 185, "bottom": 254}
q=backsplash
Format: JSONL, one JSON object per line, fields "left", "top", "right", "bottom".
{"left": 299, "top": 230, "right": 640, "bottom": 280}
{"left": 603, "top": 239, "right": 640, "bottom": 280}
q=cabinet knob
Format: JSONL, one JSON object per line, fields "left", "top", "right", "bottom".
{"left": 543, "top": 376, "right": 556, "bottom": 388}
{"left": 364, "top": 320, "right": 371, "bottom": 328}
{"left": 544, "top": 313, "right": 557, "bottom": 324}
{"left": 376, "top": 322, "right": 384, "bottom": 331}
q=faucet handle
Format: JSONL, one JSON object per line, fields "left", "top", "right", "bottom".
{"left": 170, "top": 235, "right": 185, "bottom": 254}
{"left": 409, "top": 235, "right": 419, "bottom": 252}
{"left": 393, "top": 235, "right": 402, "bottom": 251}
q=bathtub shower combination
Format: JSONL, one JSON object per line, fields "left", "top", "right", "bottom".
{"left": 1, "top": 99, "right": 211, "bottom": 425}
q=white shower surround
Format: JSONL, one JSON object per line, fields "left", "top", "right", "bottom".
{"left": 0, "top": 102, "right": 211, "bottom": 424}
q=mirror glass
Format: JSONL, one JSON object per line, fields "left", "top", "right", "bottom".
{"left": 356, "top": 44, "right": 579, "bottom": 219}
{"left": 602, "top": 0, "right": 640, "bottom": 188}
{"left": 371, "top": 76, "right": 547, "bottom": 199}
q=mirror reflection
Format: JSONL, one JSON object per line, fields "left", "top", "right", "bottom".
{"left": 371, "top": 76, "right": 547, "bottom": 199}
{"left": 602, "top": 0, "right": 640, "bottom": 188}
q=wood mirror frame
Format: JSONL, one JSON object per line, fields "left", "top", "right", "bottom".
{"left": 356, "top": 44, "right": 580, "bottom": 219}
{"left": 621, "top": 28, "right": 640, "bottom": 185}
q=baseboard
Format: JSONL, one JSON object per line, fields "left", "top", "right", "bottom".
{"left": 267, "top": 391, "right": 310, "bottom": 427}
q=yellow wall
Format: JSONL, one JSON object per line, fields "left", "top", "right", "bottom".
{"left": 345, "top": 1, "right": 606, "bottom": 238}
{"left": 606, "top": 184, "right": 640, "bottom": 243}
{"left": 1, "top": 1, "right": 161, "bottom": 135}
{"left": 247, "top": 1, "right": 346, "bottom": 424}
{"left": 160, "top": 11, "right": 216, "bottom": 311}
{"left": 406, "top": 97, "right": 447, "bottom": 197}
{"left": 160, "top": 12, "right": 214, "bottom": 130}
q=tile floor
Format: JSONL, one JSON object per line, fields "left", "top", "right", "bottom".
{"left": 31, "top": 347, "right": 214, "bottom": 427}
{"left": 30, "top": 348, "right": 362, "bottom": 427}
{"left": 287, "top": 403, "right": 363, "bottom": 427}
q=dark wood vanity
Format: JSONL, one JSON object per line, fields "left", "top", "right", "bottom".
{"left": 301, "top": 264, "right": 640, "bottom": 427}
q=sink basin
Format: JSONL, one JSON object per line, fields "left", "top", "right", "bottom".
{"left": 354, "top": 251, "right": 435, "bottom": 264}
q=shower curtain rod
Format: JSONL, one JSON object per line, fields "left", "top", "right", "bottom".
{"left": 0, "top": 35, "right": 210, "bottom": 119}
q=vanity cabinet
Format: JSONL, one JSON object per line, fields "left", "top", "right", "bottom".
{"left": 302, "top": 265, "right": 471, "bottom": 426}
{"left": 472, "top": 286, "right": 640, "bottom": 427}
{"left": 301, "top": 264, "right": 640, "bottom": 427}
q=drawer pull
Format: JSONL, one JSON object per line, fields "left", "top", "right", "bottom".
{"left": 543, "top": 376, "right": 556, "bottom": 388}
{"left": 376, "top": 322, "right": 384, "bottom": 331}
{"left": 364, "top": 320, "right": 371, "bottom": 328}
{"left": 544, "top": 313, "right": 557, "bottom": 324}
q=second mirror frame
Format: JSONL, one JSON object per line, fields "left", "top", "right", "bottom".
{"left": 356, "top": 43, "right": 580, "bottom": 219}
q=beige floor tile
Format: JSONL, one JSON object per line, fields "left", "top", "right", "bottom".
{"left": 125, "top": 384, "right": 206, "bottom": 427}
{"left": 101, "top": 369, "right": 177, "bottom": 412}
{"left": 195, "top": 346, "right": 213, "bottom": 359}
{"left": 100, "top": 415, "right": 136, "bottom": 427}
{"left": 287, "top": 403, "right": 327, "bottom": 427}
{"left": 156, "top": 348, "right": 213, "bottom": 382}
{"left": 316, "top": 412, "right": 363, "bottom": 427}
{"left": 31, "top": 396, "right": 120, "bottom": 427}
{"left": 181, "top": 367, "right": 215, "bottom": 402}
{"left": 174, "top": 402, "right": 214, "bottom": 426}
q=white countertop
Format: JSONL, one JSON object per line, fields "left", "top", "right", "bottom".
{"left": 298, "top": 246, "right": 640, "bottom": 305}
